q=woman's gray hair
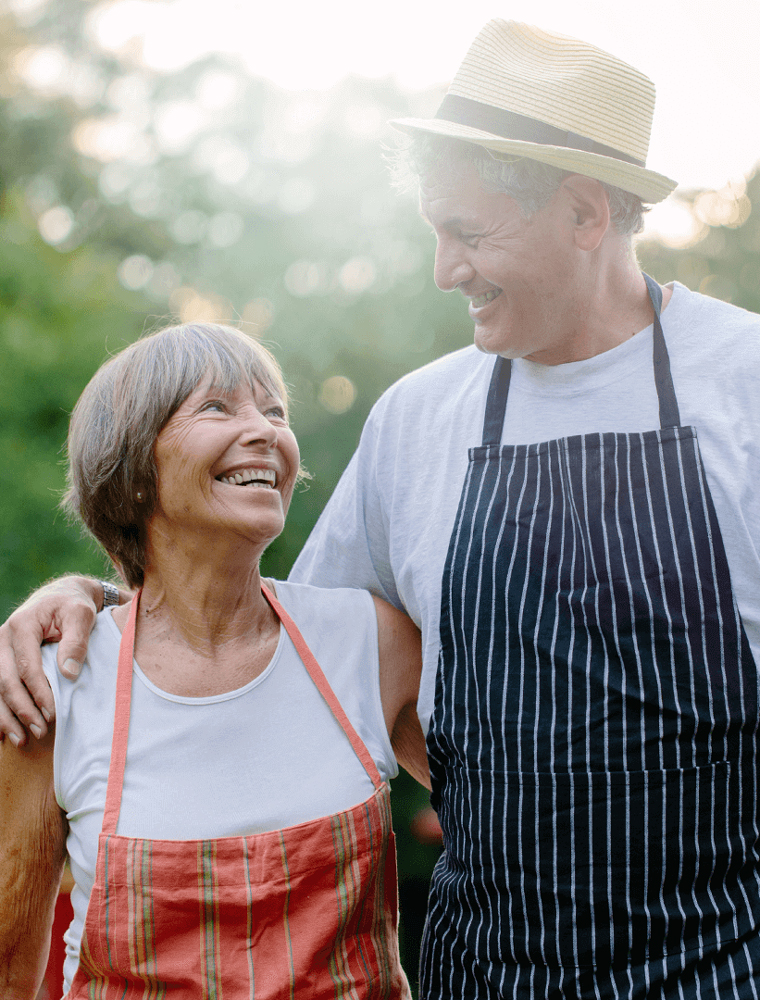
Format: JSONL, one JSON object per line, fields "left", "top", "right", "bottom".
{"left": 62, "top": 323, "right": 289, "bottom": 589}
{"left": 391, "top": 133, "right": 647, "bottom": 237}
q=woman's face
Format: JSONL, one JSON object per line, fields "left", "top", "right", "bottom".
{"left": 149, "top": 376, "right": 300, "bottom": 553}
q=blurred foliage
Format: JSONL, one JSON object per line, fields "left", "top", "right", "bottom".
{"left": 639, "top": 173, "right": 760, "bottom": 312}
{"left": 1, "top": 0, "right": 759, "bottom": 990}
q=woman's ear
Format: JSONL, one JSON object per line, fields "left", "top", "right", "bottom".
{"left": 561, "top": 175, "right": 611, "bottom": 251}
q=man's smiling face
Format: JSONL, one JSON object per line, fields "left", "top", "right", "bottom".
{"left": 420, "top": 165, "right": 585, "bottom": 365}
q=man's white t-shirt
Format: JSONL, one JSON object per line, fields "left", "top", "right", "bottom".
{"left": 291, "top": 282, "right": 760, "bottom": 729}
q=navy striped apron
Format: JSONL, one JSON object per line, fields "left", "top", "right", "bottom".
{"left": 420, "top": 276, "right": 760, "bottom": 998}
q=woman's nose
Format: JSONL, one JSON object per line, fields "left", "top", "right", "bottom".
{"left": 239, "top": 407, "right": 277, "bottom": 445}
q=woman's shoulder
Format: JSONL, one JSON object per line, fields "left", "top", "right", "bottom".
{"left": 265, "top": 581, "right": 379, "bottom": 657}
{"left": 267, "top": 580, "right": 375, "bottom": 624}
{"left": 41, "top": 608, "right": 121, "bottom": 714}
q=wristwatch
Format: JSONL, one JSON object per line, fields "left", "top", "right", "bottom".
{"left": 100, "top": 580, "right": 120, "bottom": 609}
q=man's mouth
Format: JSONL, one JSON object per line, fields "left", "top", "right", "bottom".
{"left": 469, "top": 289, "right": 501, "bottom": 308}
{"left": 215, "top": 468, "right": 277, "bottom": 488}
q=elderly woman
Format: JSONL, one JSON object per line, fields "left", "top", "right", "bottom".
{"left": 0, "top": 323, "right": 425, "bottom": 999}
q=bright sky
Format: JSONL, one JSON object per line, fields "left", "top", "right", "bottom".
{"left": 14, "top": 0, "right": 760, "bottom": 242}
{"left": 84, "top": 0, "right": 760, "bottom": 186}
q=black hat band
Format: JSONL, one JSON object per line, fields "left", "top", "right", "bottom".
{"left": 435, "top": 93, "right": 646, "bottom": 168}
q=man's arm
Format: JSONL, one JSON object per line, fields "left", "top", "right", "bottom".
{"left": 290, "top": 406, "right": 405, "bottom": 609}
{"left": 0, "top": 576, "right": 132, "bottom": 745}
{"left": 0, "top": 728, "right": 67, "bottom": 999}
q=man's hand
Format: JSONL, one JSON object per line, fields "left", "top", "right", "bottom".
{"left": 0, "top": 577, "right": 110, "bottom": 746}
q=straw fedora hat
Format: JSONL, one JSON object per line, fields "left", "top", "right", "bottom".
{"left": 391, "top": 20, "right": 677, "bottom": 204}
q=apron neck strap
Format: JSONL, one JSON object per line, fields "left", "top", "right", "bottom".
{"left": 644, "top": 273, "right": 681, "bottom": 428}
{"left": 480, "top": 273, "right": 681, "bottom": 446}
{"left": 481, "top": 354, "right": 511, "bottom": 446}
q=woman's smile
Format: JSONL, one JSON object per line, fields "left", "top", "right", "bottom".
{"left": 215, "top": 467, "right": 277, "bottom": 487}
{"left": 150, "top": 378, "right": 300, "bottom": 550}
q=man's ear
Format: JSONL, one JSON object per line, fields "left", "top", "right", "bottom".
{"left": 561, "top": 175, "right": 611, "bottom": 251}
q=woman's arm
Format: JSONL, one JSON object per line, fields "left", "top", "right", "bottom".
{"left": 0, "top": 728, "right": 68, "bottom": 999}
{"left": 373, "top": 597, "right": 430, "bottom": 790}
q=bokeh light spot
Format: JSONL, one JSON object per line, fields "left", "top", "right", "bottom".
{"left": 86, "top": 0, "right": 155, "bottom": 53}
{"left": 284, "top": 260, "right": 327, "bottom": 297}
{"left": 118, "top": 254, "right": 154, "bottom": 290}
{"left": 643, "top": 199, "right": 707, "bottom": 249}
{"left": 147, "top": 262, "right": 181, "bottom": 300}
{"left": 38, "top": 206, "right": 74, "bottom": 245}
{"left": 14, "top": 45, "right": 68, "bottom": 92}
{"left": 319, "top": 376, "right": 356, "bottom": 415}
{"left": 339, "top": 257, "right": 376, "bottom": 294}
{"left": 196, "top": 70, "right": 240, "bottom": 109}
{"left": 72, "top": 116, "right": 148, "bottom": 163}
{"left": 170, "top": 287, "right": 232, "bottom": 323}
{"left": 153, "top": 100, "right": 205, "bottom": 154}
{"left": 242, "top": 299, "right": 274, "bottom": 333}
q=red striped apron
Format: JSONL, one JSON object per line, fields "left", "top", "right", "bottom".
{"left": 66, "top": 586, "right": 410, "bottom": 999}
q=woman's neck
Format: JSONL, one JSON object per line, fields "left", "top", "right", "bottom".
{"left": 137, "top": 528, "right": 274, "bottom": 654}
{"left": 110, "top": 542, "right": 281, "bottom": 697}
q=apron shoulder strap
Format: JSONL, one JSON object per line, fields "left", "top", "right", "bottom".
{"left": 102, "top": 591, "right": 140, "bottom": 834}
{"left": 262, "top": 585, "right": 384, "bottom": 790}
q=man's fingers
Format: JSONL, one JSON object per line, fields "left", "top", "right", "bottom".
{"left": 0, "top": 655, "right": 50, "bottom": 740}
{"left": 0, "top": 616, "right": 52, "bottom": 737}
{"left": 16, "top": 649, "right": 56, "bottom": 732}
{"left": 55, "top": 601, "right": 97, "bottom": 680}
{"left": 0, "top": 698, "right": 30, "bottom": 748}
{"left": 0, "top": 575, "right": 103, "bottom": 741}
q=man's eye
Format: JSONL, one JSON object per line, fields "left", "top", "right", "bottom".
{"left": 460, "top": 233, "right": 480, "bottom": 246}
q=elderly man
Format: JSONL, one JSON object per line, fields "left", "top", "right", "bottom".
{"left": 3, "top": 19, "right": 760, "bottom": 998}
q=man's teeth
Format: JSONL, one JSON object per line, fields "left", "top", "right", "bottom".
{"left": 217, "top": 468, "right": 276, "bottom": 488}
{"left": 470, "top": 289, "right": 500, "bottom": 308}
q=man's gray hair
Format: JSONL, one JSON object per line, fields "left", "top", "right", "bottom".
{"left": 392, "top": 134, "right": 647, "bottom": 237}
{"left": 62, "top": 323, "right": 288, "bottom": 589}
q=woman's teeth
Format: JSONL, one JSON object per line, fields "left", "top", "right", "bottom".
{"left": 217, "top": 468, "right": 276, "bottom": 488}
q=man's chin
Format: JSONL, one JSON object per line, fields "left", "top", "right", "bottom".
{"left": 474, "top": 327, "right": 520, "bottom": 359}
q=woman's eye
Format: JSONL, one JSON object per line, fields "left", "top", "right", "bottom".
{"left": 266, "top": 406, "right": 287, "bottom": 421}
{"left": 202, "top": 400, "right": 227, "bottom": 413}
{"left": 460, "top": 233, "right": 480, "bottom": 246}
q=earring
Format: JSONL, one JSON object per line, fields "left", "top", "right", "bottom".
{"left": 136, "top": 491, "right": 144, "bottom": 502}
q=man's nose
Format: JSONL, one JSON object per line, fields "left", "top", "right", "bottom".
{"left": 434, "top": 238, "right": 474, "bottom": 292}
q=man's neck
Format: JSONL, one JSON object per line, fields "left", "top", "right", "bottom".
{"left": 526, "top": 266, "right": 668, "bottom": 366}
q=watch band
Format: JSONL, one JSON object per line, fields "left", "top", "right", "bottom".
{"left": 100, "top": 580, "right": 120, "bottom": 609}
